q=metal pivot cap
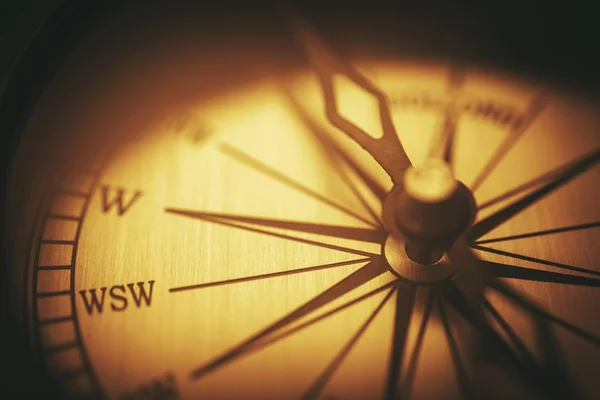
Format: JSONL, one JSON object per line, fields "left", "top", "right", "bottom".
{"left": 394, "top": 159, "right": 476, "bottom": 264}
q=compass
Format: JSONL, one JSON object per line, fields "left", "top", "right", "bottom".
{"left": 2, "top": 1, "right": 600, "bottom": 399}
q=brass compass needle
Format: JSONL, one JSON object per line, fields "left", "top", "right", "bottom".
{"left": 284, "top": 5, "right": 412, "bottom": 184}
{"left": 428, "top": 66, "right": 466, "bottom": 169}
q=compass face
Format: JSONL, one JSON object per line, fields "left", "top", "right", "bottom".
{"left": 5, "top": 2, "right": 600, "bottom": 400}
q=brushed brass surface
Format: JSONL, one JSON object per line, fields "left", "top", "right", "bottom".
{"left": 8, "top": 4, "right": 600, "bottom": 400}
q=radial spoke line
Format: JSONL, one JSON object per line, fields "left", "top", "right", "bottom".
{"left": 441, "top": 283, "right": 517, "bottom": 363}
{"left": 447, "top": 240, "right": 495, "bottom": 312}
{"left": 166, "top": 209, "right": 378, "bottom": 258}
{"left": 442, "top": 280, "right": 556, "bottom": 398}
{"left": 437, "top": 280, "right": 486, "bottom": 328}
{"left": 484, "top": 298, "right": 560, "bottom": 398}
{"left": 428, "top": 66, "right": 466, "bottom": 170}
{"left": 209, "top": 280, "right": 400, "bottom": 376}
{"left": 427, "top": 110, "right": 457, "bottom": 167}
{"left": 490, "top": 280, "right": 600, "bottom": 348}
{"left": 436, "top": 296, "right": 476, "bottom": 400}
{"left": 535, "top": 316, "right": 579, "bottom": 399}
{"left": 477, "top": 146, "right": 600, "bottom": 212}
{"left": 475, "top": 221, "right": 600, "bottom": 244}
{"left": 437, "top": 278, "right": 528, "bottom": 396}
{"left": 484, "top": 299, "right": 537, "bottom": 367}
{"left": 165, "top": 209, "right": 386, "bottom": 244}
{"left": 473, "top": 244, "right": 600, "bottom": 277}
{"left": 487, "top": 293, "right": 578, "bottom": 398}
{"left": 384, "top": 280, "right": 417, "bottom": 400}
{"left": 470, "top": 94, "right": 547, "bottom": 191}
{"left": 262, "top": 280, "right": 399, "bottom": 350}
{"left": 219, "top": 142, "right": 378, "bottom": 228}
{"left": 538, "top": 320, "right": 560, "bottom": 368}
{"left": 482, "top": 260, "right": 600, "bottom": 287}
{"left": 190, "top": 259, "right": 389, "bottom": 380}
{"left": 401, "top": 290, "right": 434, "bottom": 400}
{"left": 328, "top": 152, "right": 384, "bottom": 227}
{"left": 300, "top": 286, "right": 396, "bottom": 400}
{"left": 281, "top": 87, "right": 385, "bottom": 225}
{"left": 169, "top": 258, "right": 371, "bottom": 293}
{"left": 441, "top": 112, "right": 459, "bottom": 170}
{"left": 334, "top": 144, "right": 388, "bottom": 202}
{"left": 469, "top": 147, "right": 600, "bottom": 242}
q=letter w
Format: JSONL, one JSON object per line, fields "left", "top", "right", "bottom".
{"left": 101, "top": 186, "right": 142, "bottom": 216}
{"left": 79, "top": 288, "right": 107, "bottom": 315}
{"left": 127, "top": 281, "right": 155, "bottom": 307}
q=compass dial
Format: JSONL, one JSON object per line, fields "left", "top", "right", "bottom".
{"left": 5, "top": 2, "right": 600, "bottom": 400}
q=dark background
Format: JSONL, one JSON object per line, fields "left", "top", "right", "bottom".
{"left": 1, "top": 0, "right": 599, "bottom": 398}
